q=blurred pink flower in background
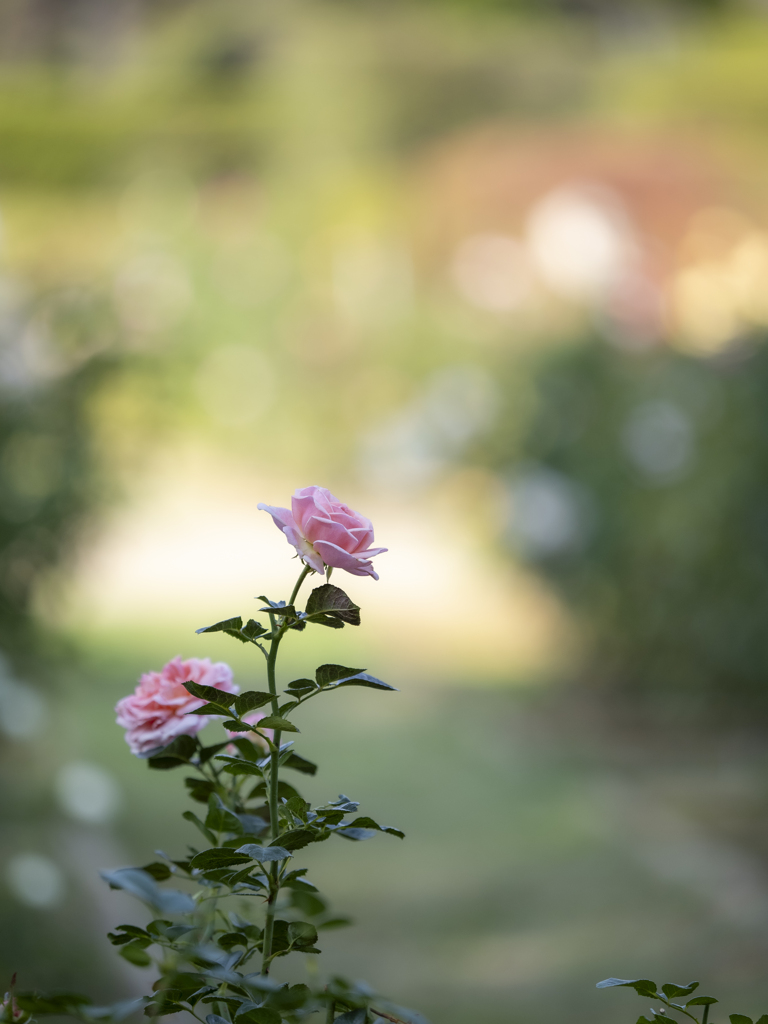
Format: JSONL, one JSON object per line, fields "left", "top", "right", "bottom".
{"left": 258, "top": 485, "right": 387, "bottom": 579}
{"left": 115, "top": 655, "right": 238, "bottom": 756}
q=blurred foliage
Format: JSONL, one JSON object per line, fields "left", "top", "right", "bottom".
{"left": 0, "top": 286, "right": 122, "bottom": 672}
{"left": 488, "top": 334, "right": 768, "bottom": 720}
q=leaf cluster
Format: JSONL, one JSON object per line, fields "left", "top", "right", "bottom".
{"left": 597, "top": 977, "right": 768, "bottom": 1024}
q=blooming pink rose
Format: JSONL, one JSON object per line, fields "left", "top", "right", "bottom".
{"left": 226, "top": 710, "right": 273, "bottom": 753}
{"left": 115, "top": 656, "right": 238, "bottom": 757}
{"left": 258, "top": 485, "right": 387, "bottom": 580}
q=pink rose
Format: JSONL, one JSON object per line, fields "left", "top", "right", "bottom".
{"left": 115, "top": 656, "right": 238, "bottom": 757}
{"left": 258, "top": 485, "right": 387, "bottom": 580}
{"left": 226, "top": 710, "right": 273, "bottom": 753}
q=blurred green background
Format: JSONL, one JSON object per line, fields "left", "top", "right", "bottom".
{"left": 5, "top": 1, "right": 768, "bottom": 1022}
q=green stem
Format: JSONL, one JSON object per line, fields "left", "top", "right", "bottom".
{"left": 702, "top": 1007, "right": 710, "bottom": 1024}
{"left": 289, "top": 563, "right": 313, "bottom": 606}
{"left": 326, "top": 1000, "right": 335, "bottom": 1023}
{"left": 260, "top": 563, "right": 312, "bottom": 975}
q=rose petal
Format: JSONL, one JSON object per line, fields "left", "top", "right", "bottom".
{"left": 313, "top": 539, "right": 380, "bottom": 579}
{"left": 303, "top": 515, "right": 360, "bottom": 553}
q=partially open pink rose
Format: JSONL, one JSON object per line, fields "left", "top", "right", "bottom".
{"left": 115, "top": 656, "right": 238, "bottom": 756}
{"left": 258, "top": 485, "right": 387, "bottom": 580}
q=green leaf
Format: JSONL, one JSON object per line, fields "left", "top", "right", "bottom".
{"left": 195, "top": 616, "right": 253, "bottom": 643}
{"left": 282, "top": 875, "right": 317, "bottom": 892}
{"left": 205, "top": 794, "right": 243, "bottom": 833}
{"left": 119, "top": 942, "right": 152, "bottom": 967}
{"left": 236, "top": 844, "right": 292, "bottom": 862}
{"left": 15, "top": 993, "right": 93, "bottom": 1015}
{"left": 218, "top": 757, "right": 264, "bottom": 778}
{"left": 663, "top": 984, "right": 699, "bottom": 999}
{"left": 288, "top": 921, "right": 318, "bottom": 947}
{"left": 267, "top": 985, "right": 311, "bottom": 1012}
{"left": 189, "top": 848, "right": 250, "bottom": 870}
{"left": 207, "top": 1015, "right": 230, "bottom": 1024}
{"left": 238, "top": 1009, "right": 281, "bottom": 1024}
{"left": 236, "top": 813, "right": 268, "bottom": 837}
{"left": 234, "top": 691, "right": 274, "bottom": 717}
{"left": 153, "top": 972, "right": 210, "bottom": 997}
{"left": 653, "top": 1016, "right": 679, "bottom": 1024}
{"left": 241, "top": 619, "right": 268, "bottom": 640}
{"left": 187, "top": 702, "right": 234, "bottom": 717}
{"left": 258, "top": 601, "right": 297, "bottom": 618}
{"left": 283, "top": 752, "right": 317, "bottom": 776}
{"left": 597, "top": 980, "right": 659, "bottom": 998}
{"left": 185, "top": 777, "right": 215, "bottom": 803}
{"left": 286, "top": 795, "right": 310, "bottom": 820}
{"left": 336, "top": 827, "right": 377, "bottom": 841}
{"left": 146, "top": 734, "right": 198, "bottom": 769}
{"left": 198, "top": 742, "right": 229, "bottom": 764}
{"left": 345, "top": 815, "right": 405, "bottom": 839}
{"left": 687, "top": 998, "right": 719, "bottom": 1007}
{"left": 257, "top": 716, "right": 299, "bottom": 732}
{"left": 330, "top": 673, "right": 396, "bottom": 691}
{"left": 145, "top": 920, "right": 174, "bottom": 937}
{"left": 305, "top": 584, "right": 361, "bottom": 627}
{"left": 229, "top": 737, "right": 261, "bottom": 761}
{"left": 229, "top": 867, "right": 266, "bottom": 888}
{"left": 315, "top": 664, "right": 366, "bottom": 686}
{"left": 140, "top": 862, "right": 172, "bottom": 882}
{"left": 753, "top": 1016, "right": 768, "bottom": 1024}
{"left": 182, "top": 682, "right": 238, "bottom": 707}
{"left": 100, "top": 868, "right": 196, "bottom": 914}
{"left": 316, "top": 808, "right": 345, "bottom": 826}
{"left": 730, "top": 1016, "right": 753, "bottom": 1024}
{"left": 335, "top": 1010, "right": 367, "bottom": 1024}
{"left": 317, "top": 917, "right": 352, "bottom": 929}
{"left": 315, "top": 664, "right": 397, "bottom": 691}
{"left": 272, "top": 828, "right": 317, "bottom": 851}
{"left": 285, "top": 679, "right": 317, "bottom": 695}
{"left": 108, "top": 925, "right": 150, "bottom": 945}
{"left": 183, "top": 810, "right": 217, "bottom": 845}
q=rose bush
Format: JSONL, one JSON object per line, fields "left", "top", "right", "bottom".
{"left": 115, "top": 655, "right": 238, "bottom": 756}
{"left": 258, "top": 485, "right": 387, "bottom": 579}
{"left": 19, "top": 486, "right": 425, "bottom": 1024}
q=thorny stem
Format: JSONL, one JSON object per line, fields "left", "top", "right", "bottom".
{"left": 260, "top": 563, "right": 312, "bottom": 975}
